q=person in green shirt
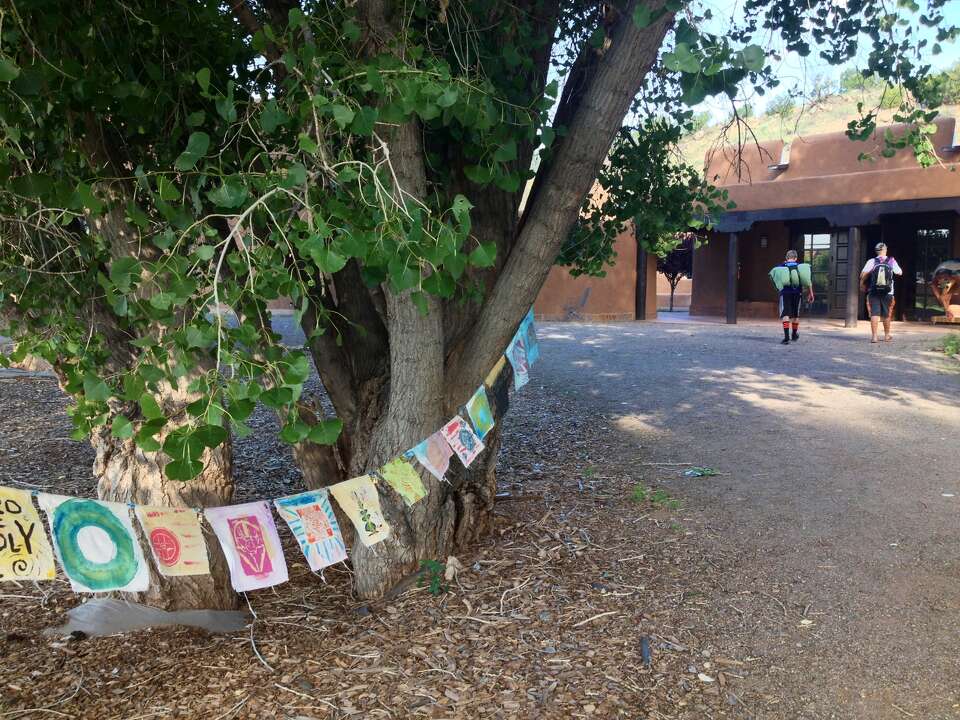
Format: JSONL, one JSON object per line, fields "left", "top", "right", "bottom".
{"left": 769, "top": 250, "right": 815, "bottom": 344}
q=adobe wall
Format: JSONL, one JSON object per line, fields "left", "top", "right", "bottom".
{"left": 689, "top": 233, "right": 728, "bottom": 316}
{"left": 535, "top": 227, "right": 638, "bottom": 321}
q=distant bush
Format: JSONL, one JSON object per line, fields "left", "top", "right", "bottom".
{"left": 879, "top": 84, "right": 906, "bottom": 109}
{"left": 687, "top": 111, "right": 711, "bottom": 134}
{"left": 839, "top": 69, "right": 885, "bottom": 93}
{"left": 917, "top": 62, "right": 960, "bottom": 106}
{"left": 768, "top": 94, "right": 795, "bottom": 119}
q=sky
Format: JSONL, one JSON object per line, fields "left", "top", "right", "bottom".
{"left": 692, "top": 0, "right": 960, "bottom": 121}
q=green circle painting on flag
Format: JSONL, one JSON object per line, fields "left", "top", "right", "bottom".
{"left": 51, "top": 498, "right": 140, "bottom": 591}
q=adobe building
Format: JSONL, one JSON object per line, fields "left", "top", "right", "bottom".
{"left": 535, "top": 221, "right": 660, "bottom": 321}
{"left": 690, "top": 117, "right": 960, "bottom": 324}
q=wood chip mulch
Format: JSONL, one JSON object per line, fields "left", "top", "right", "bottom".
{"left": 0, "top": 374, "right": 754, "bottom": 719}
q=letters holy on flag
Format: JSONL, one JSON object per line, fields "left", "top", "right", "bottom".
{"left": 205, "top": 501, "right": 288, "bottom": 592}
{"left": 0, "top": 487, "right": 55, "bottom": 581}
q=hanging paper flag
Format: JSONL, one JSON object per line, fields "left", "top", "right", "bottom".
{"left": 406, "top": 432, "right": 454, "bottom": 483}
{"left": 134, "top": 506, "right": 210, "bottom": 577}
{"left": 0, "top": 487, "right": 56, "bottom": 581}
{"left": 273, "top": 490, "right": 347, "bottom": 572}
{"left": 441, "top": 415, "right": 485, "bottom": 467}
{"left": 519, "top": 307, "right": 540, "bottom": 365}
{"left": 466, "top": 385, "right": 495, "bottom": 440}
{"left": 379, "top": 457, "right": 427, "bottom": 507}
{"left": 484, "top": 356, "right": 507, "bottom": 388}
{"left": 205, "top": 501, "right": 288, "bottom": 592}
{"left": 505, "top": 333, "right": 530, "bottom": 390}
{"left": 38, "top": 494, "right": 149, "bottom": 593}
{"left": 330, "top": 475, "right": 390, "bottom": 547}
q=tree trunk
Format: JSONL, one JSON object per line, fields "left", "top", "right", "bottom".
{"left": 89, "top": 376, "right": 239, "bottom": 611}
{"left": 669, "top": 283, "right": 676, "bottom": 312}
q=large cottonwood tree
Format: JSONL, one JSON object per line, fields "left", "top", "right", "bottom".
{"left": 0, "top": 0, "right": 953, "bottom": 608}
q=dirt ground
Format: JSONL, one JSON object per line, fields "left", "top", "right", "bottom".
{"left": 1, "top": 319, "right": 958, "bottom": 719}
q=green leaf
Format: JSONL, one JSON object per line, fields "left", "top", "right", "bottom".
{"left": 463, "top": 164, "right": 493, "bottom": 184}
{"left": 469, "top": 242, "right": 497, "bottom": 268}
{"left": 437, "top": 86, "right": 459, "bottom": 108}
{"left": 0, "top": 57, "right": 21, "bottom": 83}
{"left": 208, "top": 177, "right": 248, "bottom": 208}
{"left": 186, "top": 111, "right": 205, "bottom": 127}
{"left": 194, "top": 245, "right": 215, "bottom": 261}
{"left": 410, "top": 291, "right": 429, "bottom": 315}
{"left": 445, "top": 253, "right": 468, "bottom": 280}
{"left": 351, "top": 106, "right": 378, "bottom": 136}
{"left": 196, "top": 67, "right": 211, "bottom": 93}
{"left": 157, "top": 176, "right": 179, "bottom": 201}
{"left": 740, "top": 44, "right": 766, "bottom": 72}
{"left": 83, "top": 375, "right": 111, "bottom": 402}
{"left": 284, "top": 162, "right": 308, "bottom": 187}
{"left": 261, "top": 386, "right": 293, "bottom": 409}
{"left": 663, "top": 43, "right": 700, "bottom": 74}
{"left": 422, "top": 271, "right": 455, "bottom": 298}
{"left": 312, "top": 246, "right": 347, "bottom": 274}
{"left": 109, "top": 257, "right": 141, "bottom": 293}
{"left": 111, "top": 415, "right": 135, "bottom": 440}
{"left": 588, "top": 27, "right": 606, "bottom": 49}
{"left": 540, "top": 127, "right": 556, "bottom": 148}
{"left": 332, "top": 104, "right": 355, "bottom": 129}
{"left": 140, "top": 393, "right": 164, "bottom": 420}
{"left": 308, "top": 418, "right": 343, "bottom": 445}
{"left": 493, "top": 140, "right": 518, "bottom": 163}
{"left": 193, "top": 423, "right": 228, "bottom": 448}
{"left": 261, "top": 101, "right": 288, "bottom": 133}
{"left": 279, "top": 421, "right": 310, "bottom": 444}
{"left": 174, "top": 132, "right": 210, "bottom": 171}
{"left": 632, "top": 5, "right": 653, "bottom": 28}
{"left": 388, "top": 257, "right": 419, "bottom": 292}
{"left": 298, "top": 133, "right": 318, "bottom": 154}
{"left": 342, "top": 19, "right": 361, "bottom": 42}
{"left": 164, "top": 457, "right": 204, "bottom": 481}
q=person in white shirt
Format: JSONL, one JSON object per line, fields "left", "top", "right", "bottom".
{"left": 859, "top": 242, "right": 903, "bottom": 343}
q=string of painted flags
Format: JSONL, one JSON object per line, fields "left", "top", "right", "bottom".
{"left": 0, "top": 309, "right": 540, "bottom": 594}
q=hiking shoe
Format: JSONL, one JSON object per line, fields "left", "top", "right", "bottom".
{"left": 781, "top": 337, "right": 790, "bottom": 345}
{"left": 792, "top": 331, "right": 799, "bottom": 341}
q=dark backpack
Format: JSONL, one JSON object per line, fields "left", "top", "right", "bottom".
{"left": 870, "top": 257, "right": 893, "bottom": 294}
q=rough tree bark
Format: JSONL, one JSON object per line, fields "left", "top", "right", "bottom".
{"left": 227, "top": 0, "right": 677, "bottom": 599}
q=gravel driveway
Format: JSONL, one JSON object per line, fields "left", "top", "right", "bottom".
{"left": 531, "top": 318, "right": 960, "bottom": 719}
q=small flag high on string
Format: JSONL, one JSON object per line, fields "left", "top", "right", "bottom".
{"left": 406, "top": 432, "right": 454, "bottom": 483}
{"left": 442, "top": 415, "right": 484, "bottom": 467}
{"left": 505, "top": 333, "right": 530, "bottom": 390}
{"left": 465, "top": 385, "right": 495, "bottom": 440}
{"left": 519, "top": 308, "right": 540, "bottom": 365}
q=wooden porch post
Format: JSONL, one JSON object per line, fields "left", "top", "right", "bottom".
{"left": 635, "top": 245, "right": 647, "bottom": 321}
{"left": 846, "top": 226, "right": 862, "bottom": 328}
{"left": 726, "top": 233, "right": 738, "bottom": 324}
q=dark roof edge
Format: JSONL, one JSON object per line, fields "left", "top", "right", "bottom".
{"left": 711, "top": 196, "right": 960, "bottom": 233}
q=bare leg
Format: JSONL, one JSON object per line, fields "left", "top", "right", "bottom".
{"left": 870, "top": 316, "right": 879, "bottom": 342}
{"left": 883, "top": 318, "right": 893, "bottom": 340}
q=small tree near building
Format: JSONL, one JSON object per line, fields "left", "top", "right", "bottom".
{"left": 657, "top": 234, "right": 696, "bottom": 312}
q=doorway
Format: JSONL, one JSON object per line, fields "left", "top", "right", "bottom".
{"left": 913, "top": 228, "right": 952, "bottom": 321}
{"left": 794, "top": 229, "right": 850, "bottom": 318}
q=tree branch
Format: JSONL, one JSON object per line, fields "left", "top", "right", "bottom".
{"left": 449, "top": 0, "right": 675, "bottom": 398}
